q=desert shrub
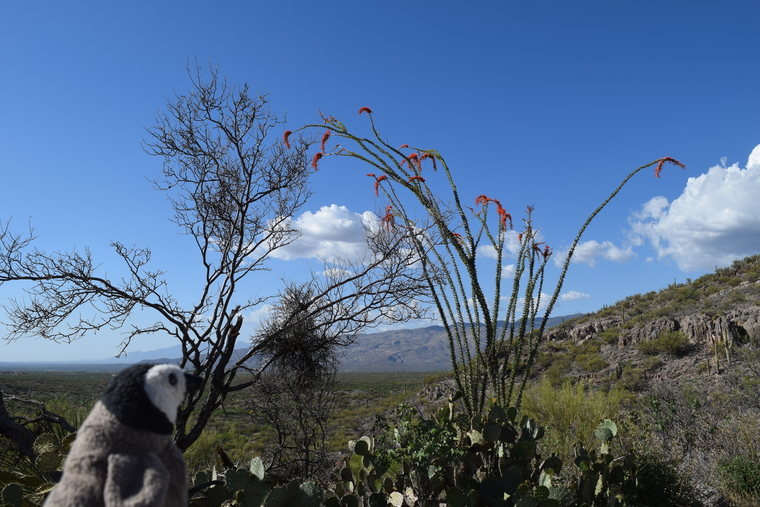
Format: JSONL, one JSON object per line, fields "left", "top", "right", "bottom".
{"left": 185, "top": 430, "right": 225, "bottom": 473}
{"left": 618, "top": 365, "right": 646, "bottom": 391}
{"left": 599, "top": 327, "right": 621, "bottom": 344}
{"left": 637, "top": 340, "right": 659, "bottom": 355}
{"left": 521, "top": 378, "right": 627, "bottom": 463}
{"left": 625, "top": 450, "right": 699, "bottom": 506}
{"left": 718, "top": 455, "right": 760, "bottom": 500}
{"left": 671, "top": 284, "right": 699, "bottom": 303}
{"left": 638, "top": 330, "right": 690, "bottom": 357}
{"left": 576, "top": 352, "right": 608, "bottom": 372}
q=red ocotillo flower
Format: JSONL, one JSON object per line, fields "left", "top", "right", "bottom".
{"left": 283, "top": 130, "right": 293, "bottom": 149}
{"left": 320, "top": 130, "right": 331, "bottom": 152}
{"left": 420, "top": 152, "right": 437, "bottom": 171}
{"left": 475, "top": 194, "right": 504, "bottom": 210}
{"left": 358, "top": 106, "right": 373, "bottom": 115}
{"left": 370, "top": 174, "right": 388, "bottom": 196}
{"left": 542, "top": 245, "right": 551, "bottom": 259}
{"left": 654, "top": 157, "right": 686, "bottom": 178}
{"left": 409, "top": 175, "right": 425, "bottom": 183}
{"left": 496, "top": 205, "right": 512, "bottom": 229}
{"left": 400, "top": 144, "right": 410, "bottom": 149}
{"left": 382, "top": 205, "right": 395, "bottom": 230}
{"left": 311, "top": 152, "right": 324, "bottom": 170}
{"left": 407, "top": 153, "right": 421, "bottom": 172}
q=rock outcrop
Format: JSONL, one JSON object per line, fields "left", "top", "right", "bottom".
{"left": 546, "top": 307, "right": 760, "bottom": 349}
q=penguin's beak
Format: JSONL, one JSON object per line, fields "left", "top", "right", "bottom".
{"left": 184, "top": 373, "right": 203, "bottom": 394}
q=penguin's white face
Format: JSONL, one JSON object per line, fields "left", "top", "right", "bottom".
{"left": 143, "top": 364, "right": 187, "bottom": 423}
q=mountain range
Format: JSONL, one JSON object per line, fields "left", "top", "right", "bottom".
{"left": 0, "top": 315, "right": 580, "bottom": 372}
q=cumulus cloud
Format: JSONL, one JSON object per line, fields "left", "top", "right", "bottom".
{"left": 560, "top": 290, "right": 590, "bottom": 301}
{"left": 322, "top": 267, "right": 351, "bottom": 279}
{"left": 502, "top": 264, "right": 516, "bottom": 277}
{"left": 630, "top": 145, "right": 760, "bottom": 271}
{"left": 477, "top": 231, "right": 524, "bottom": 260}
{"left": 270, "top": 204, "right": 376, "bottom": 261}
{"left": 553, "top": 239, "right": 634, "bottom": 267}
{"left": 243, "top": 304, "right": 274, "bottom": 327}
{"left": 478, "top": 245, "right": 499, "bottom": 259}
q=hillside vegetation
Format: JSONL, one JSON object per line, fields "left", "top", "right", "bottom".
{"left": 526, "top": 254, "right": 760, "bottom": 505}
{"left": 538, "top": 254, "right": 760, "bottom": 386}
{"left": 3, "top": 259, "right": 759, "bottom": 505}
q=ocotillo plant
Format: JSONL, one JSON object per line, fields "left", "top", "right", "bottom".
{"left": 287, "top": 109, "right": 684, "bottom": 417}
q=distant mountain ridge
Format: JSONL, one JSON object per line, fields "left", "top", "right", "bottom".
{"left": 0, "top": 314, "right": 581, "bottom": 372}
{"left": 338, "top": 314, "right": 582, "bottom": 371}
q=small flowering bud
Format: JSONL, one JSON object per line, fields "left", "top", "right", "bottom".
{"left": 283, "top": 130, "right": 293, "bottom": 149}
{"left": 382, "top": 205, "right": 395, "bottom": 230}
{"left": 420, "top": 153, "right": 437, "bottom": 171}
{"left": 409, "top": 175, "right": 425, "bottom": 183}
{"left": 407, "top": 153, "right": 421, "bottom": 172}
{"left": 320, "top": 130, "right": 331, "bottom": 152}
{"left": 497, "top": 206, "right": 512, "bottom": 229}
{"left": 374, "top": 175, "right": 387, "bottom": 196}
{"left": 654, "top": 157, "right": 686, "bottom": 178}
{"left": 311, "top": 152, "right": 324, "bottom": 170}
{"left": 358, "top": 106, "right": 373, "bottom": 115}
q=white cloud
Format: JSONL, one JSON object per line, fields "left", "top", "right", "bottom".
{"left": 553, "top": 240, "right": 634, "bottom": 267}
{"left": 501, "top": 264, "right": 516, "bottom": 277}
{"left": 322, "top": 267, "right": 351, "bottom": 279}
{"left": 271, "top": 204, "right": 376, "bottom": 261}
{"left": 560, "top": 290, "right": 590, "bottom": 301}
{"left": 477, "top": 231, "right": 523, "bottom": 260}
{"left": 630, "top": 145, "right": 760, "bottom": 271}
{"left": 243, "top": 304, "right": 274, "bottom": 327}
{"left": 632, "top": 195, "right": 669, "bottom": 222}
{"left": 505, "top": 230, "right": 522, "bottom": 256}
{"left": 477, "top": 245, "right": 499, "bottom": 259}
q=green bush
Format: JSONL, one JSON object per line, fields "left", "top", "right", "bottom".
{"left": 618, "top": 365, "right": 646, "bottom": 391}
{"left": 638, "top": 330, "right": 690, "bottom": 357}
{"left": 624, "top": 450, "right": 699, "bottom": 506}
{"left": 718, "top": 455, "right": 760, "bottom": 500}
{"left": 576, "top": 353, "right": 608, "bottom": 372}
{"left": 521, "top": 379, "right": 627, "bottom": 463}
{"left": 599, "top": 327, "right": 621, "bottom": 344}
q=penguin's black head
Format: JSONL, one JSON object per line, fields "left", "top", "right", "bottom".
{"left": 101, "top": 363, "right": 197, "bottom": 435}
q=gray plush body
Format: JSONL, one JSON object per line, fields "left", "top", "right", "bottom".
{"left": 43, "top": 401, "right": 188, "bottom": 507}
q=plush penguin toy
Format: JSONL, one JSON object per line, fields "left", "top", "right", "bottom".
{"left": 44, "top": 363, "right": 202, "bottom": 507}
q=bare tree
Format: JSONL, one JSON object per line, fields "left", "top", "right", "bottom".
{"left": 0, "top": 68, "right": 427, "bottom": 451}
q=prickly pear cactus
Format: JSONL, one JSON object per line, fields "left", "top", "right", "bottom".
{"left": 1, "top": 431, "right": 75, "bottom": 506}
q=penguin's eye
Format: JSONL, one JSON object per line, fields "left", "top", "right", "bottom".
{"left": 168, "top": 373, "right": 178, "bottom": 386}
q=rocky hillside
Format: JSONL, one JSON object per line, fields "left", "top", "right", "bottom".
{"left": 540, "top": 254, "right": 760, "bottom": 387}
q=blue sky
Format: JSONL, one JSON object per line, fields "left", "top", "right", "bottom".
{"left": 2, "top": 1, "right": 760, "bottom": 361}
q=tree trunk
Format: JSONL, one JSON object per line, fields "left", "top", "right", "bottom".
{"left": 0, "top": 390, "right": 36, "bottom": 459}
